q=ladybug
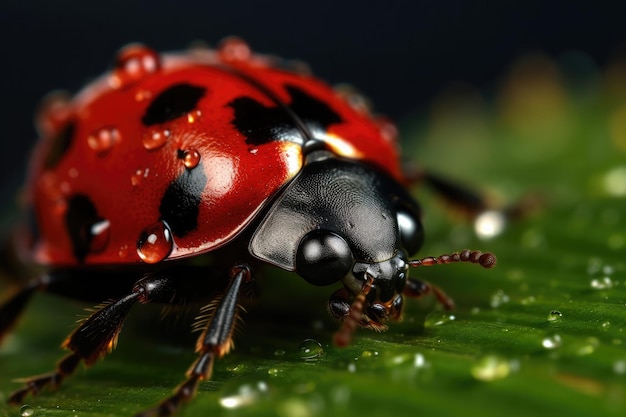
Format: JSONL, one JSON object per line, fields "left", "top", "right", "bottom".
{"left": 0, "top": 37, "right": 496, "bottom": 416}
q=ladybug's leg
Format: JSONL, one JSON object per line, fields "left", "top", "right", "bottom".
{"left": 6, "top": 267, "right": 224, "bottom": 405}
{"left": 403, "top": 278, "right": 456, "bottom": 310}
{"left": 405, "top": 167, "right": 491, "bottom": 217}
{"left": 137, "top": 265, "right": 251, "bottom": 417}
{"left": 0, "top": 276, "right": 45, "bottom": 342}
{"left": 1, "top": 267, "right": 150, "bottom": 343}
{"left": 407, "top": 167, "right": 540, "bottom": 220}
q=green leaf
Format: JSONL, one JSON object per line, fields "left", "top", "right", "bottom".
{"left": 2, "top": 57, "right": 626, "bottom": 417}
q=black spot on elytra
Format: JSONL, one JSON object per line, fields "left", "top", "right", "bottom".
{"left": 142, "top": 83, "right": 206, "bottom": 126}
{"left": 228, "top": 96, "right": 296, "bottom": 146}
{"left": 65, "top": 194, "right": 104, "bottom": 262}
{"left": 285, "top": 85, "right": 342, "bottom": 129}
{"left": 228, "top": 85, "right": 342, "bottom": 146}
{"left": 44, "top": 121, "right": 75, "bottom": 169}
{"left": 159, "top": 163, "right": 208, "bottom": 237}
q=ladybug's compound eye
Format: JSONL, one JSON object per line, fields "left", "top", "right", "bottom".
{"left": 296, "top": 230, "right": 354, "bottom": 286}
{"left": 396, "top": 209, "right": 424, "bottom": 256}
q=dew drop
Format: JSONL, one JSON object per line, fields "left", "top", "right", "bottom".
{"left": 490, "top": 289, "right": 510, "bottom": 308}
{"left": 573, "top": 337, "right": 599, "bottom": 356}
{"left": 347, "top": 362, "right": 357, "bottom": 373}
{"left": 136, "top": 220, "right": 173, "bottom": 263}
{"left": 334, "top": 84, "right": 372, "bottom": 114}
{"left": 413, "top": 353, "right": 427, "bottom": 368}
{"left": 110, "top": 44, "right": 161, "bottom": 89}
{"left": 182, "top": 149, "right": 201, "bottom": 169}
{"left": 187, "top": 109, "right": 202, "bottom": 123}
{"left": 87, "top": 126, "right": 120, "bottom": 155}
{"left": 613, "top": 360, "right": 626, "bottom": 375}
{"left": 299, "top": 339, "right": 324, "bottom": 362}
{"left": 36, "top": 91, "right": 72, "bottom": 135}
{"left": 89, "top": 219, "right": 111, "bottom": 253}
{"left": 547, "top": 310, "right": 563, "bottom": 322}
{"left": 20, "top": 405, "right": 35, "bottom": 417}
{"left": 131, "top": 168, "right": 150, "bottom": 186}
{"left": 142, "top": 129, "right": 171, "bottom": 150}
{"left": 542, "top": 334, "right": 563, "bottom": 350}
{"left": 219, "top": 380, "right": 269, "bottom": 409}
{"left": 267, "top": 368, "right": 282, "bottom": 376}
{"left": 118, "top": 244, "right": 129, "bottom": 258}
{"left": 226, "top": 363, "right": 246, "bottom": 373}
{"left": 474, "top": 210, "right": 507, "bottom": 240}
{"left": 218, "top": 36, "right": 252, "bottom": 62}
{"left": 471, "top": 355, "right": 511, "bottom": 381}
{"left": 603, "top": 165, "right": 626, "bottom": 196}
{"left": 276, "top": 398, "right": 315, "bottom": 417}
{"left": 590, "top": 276, "right": 613, "bottom": 290}
{"left": 424, "top": 311, "right": 456, "bottom": 328}
{"left": 376, "top": 117, "right": 399, "bottom": 143}
{"left": 602, "top": 321, "right": 611, "bottom": 330}
{"left": 361, "top": 350, "right": 378, "bottom": 359}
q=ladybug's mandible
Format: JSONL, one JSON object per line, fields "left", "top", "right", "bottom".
{"left": 0, "top": 37, "right": 496, "bottom": 416}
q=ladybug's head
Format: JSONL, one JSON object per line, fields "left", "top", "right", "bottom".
{"left": 249, "top": 154, "right": 496, "bottom": 345}
{"left": 295, "top": 226, "right": 496, "bottom": 347}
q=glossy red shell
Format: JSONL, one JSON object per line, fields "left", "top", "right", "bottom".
{"left": 27, "top": 40, "right": 403, "bottom": 266}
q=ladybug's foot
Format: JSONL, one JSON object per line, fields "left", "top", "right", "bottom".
{"left": 403, "top": 278, "right": 455, "bottom": 310}
{"left": 138, "top": 265, "right": 251, "bottom": 417}
{"left": 135, "top": 373, "right": 203, "bottom": 417}
{"left": 8, "top": 353, "right": 80, "bottom": 404}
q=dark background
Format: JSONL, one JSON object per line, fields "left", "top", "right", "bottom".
{"left": 1, "top": 0, "right": 626, "bottom": 199}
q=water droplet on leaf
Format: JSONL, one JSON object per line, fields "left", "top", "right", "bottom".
{"left": 424, "top": 311, "right": 456, "bottom": 327}
{"left": 299, "top": 339, "right": 324, "bottom": 362}
{"left": 590, "top": 276, "right": 613, "bottom": 290}
{"left": 219, "top": 380, "right": 269, "bottom": 409}
{"left": 474, "top": 210, "right": 507, "bottom": 239}
{"left": 20, "top": 405, "right": 35, "bottom": 417}
{"left": 490, "top": 289, "right": 510, "bottom": 308}
{"left": 471, "top": 355, "right": 511, "bottom": 381}
{"left": 547, "top": 310, "right": 563, "bottom": 322}
{"left": 542, "top": 334, "right": 563, "bottom": 350}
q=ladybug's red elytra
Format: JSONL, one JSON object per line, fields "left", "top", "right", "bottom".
{"left": 0, "top": 37, "right": 496, "bottom": 416}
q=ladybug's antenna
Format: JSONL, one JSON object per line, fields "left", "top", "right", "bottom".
{"left": 408, "top": 249, "right": 496, "bottom": 269}
{"left": 333, "top": 273, "right": 375, "bottom": 347}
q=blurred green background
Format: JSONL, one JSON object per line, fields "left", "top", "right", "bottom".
{"left": 3, "top": 2, "right": 626, "bottom": 415}
{"left": 1, "top": 47, "right": 626, "bottom": 416}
